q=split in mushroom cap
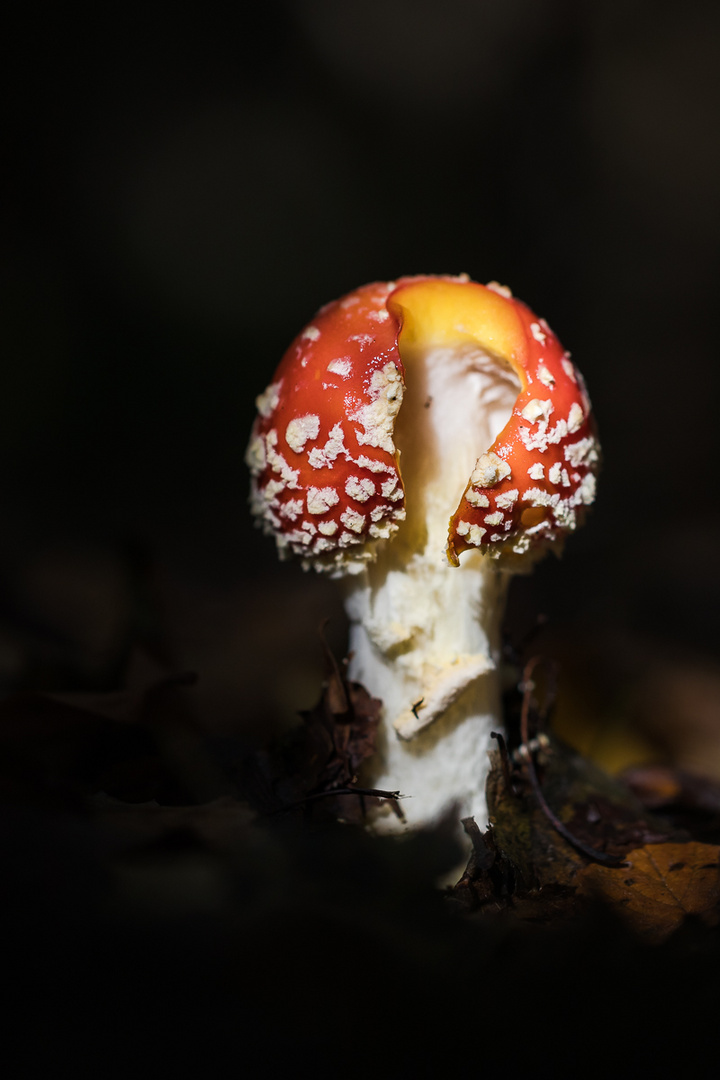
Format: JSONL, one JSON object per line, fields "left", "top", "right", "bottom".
{"left": 246, "top": 275, "right": 599, "bottom": 574}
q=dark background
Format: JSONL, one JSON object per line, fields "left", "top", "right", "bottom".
{"left": 4, "top": 3, "right": 720, "bottom": 1072}
{"left": 4, "top": 0, "right": 720, "bottom": 762}
{"left": 4, "top": 2, "right": 720, "bottom": 777}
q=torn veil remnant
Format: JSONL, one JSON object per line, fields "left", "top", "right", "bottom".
{"left": 246, "top": 275, "right": 599, "bottom": 833}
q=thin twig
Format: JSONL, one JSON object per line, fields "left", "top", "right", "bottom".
{"left": 268, "top": 787, "right": 406, "bottom": 816}
{"left": 519, "top": 658, "right": 627, "bottom": 868}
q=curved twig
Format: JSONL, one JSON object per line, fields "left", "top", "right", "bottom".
{"left": 520, "top": 658, "right": 627, "bottom": 868}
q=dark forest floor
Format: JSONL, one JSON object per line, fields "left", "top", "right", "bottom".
{"left": 3, "top": 630, "right": 720, "bottom": 1079}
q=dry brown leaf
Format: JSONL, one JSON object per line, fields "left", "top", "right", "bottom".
{"left": 240, "top": 632, "right": 386, "bottom": 822}
{"left": 577, "top": 841, "right": 720, "bottom": 942}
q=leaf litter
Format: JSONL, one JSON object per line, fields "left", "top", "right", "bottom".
{"left": 3, "top": 629, "right": 720, "bottom": 947}
{"left": 4, "top": 620, "right": 720, "bottom": 1075}
{"left": 448, "top": 659, "right": 720, "bottom": 941}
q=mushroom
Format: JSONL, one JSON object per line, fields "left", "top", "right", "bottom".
{"left": 246, "top": 274, "right": 598, "bottom": 832}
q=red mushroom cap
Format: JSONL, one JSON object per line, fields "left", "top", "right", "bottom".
{"left": 246, "top": 275, "right": 599, "bottom": 573}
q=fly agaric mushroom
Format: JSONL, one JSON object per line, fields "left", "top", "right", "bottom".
{"left": 246, "top": 275, "right": 598, "bottom": 831}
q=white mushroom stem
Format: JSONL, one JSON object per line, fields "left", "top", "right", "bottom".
{"left": 343, "top": 338, "right": 523, "bottom": 831}
{"left": 345, "top": 550, "right": 510, "bottom": 830}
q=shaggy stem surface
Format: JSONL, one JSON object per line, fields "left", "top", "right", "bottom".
{"left": 345, "top": 338, "right": 520, "bottom": 830}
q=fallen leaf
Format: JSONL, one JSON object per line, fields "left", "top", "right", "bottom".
{"left": 577, "top": 841, "right": 720, "bottom": 942}
{"left": 485, "top": 735, "right": 678, "bottom": 889}
{"left": 0, "top": 650, "right": 232, "bottom": 807}
{"left": 91, "top": 793, "right": 256, "bottom": 852}
{"left": 452, "top": 732, "right": 689, "bottom": 922}
{"left": 240, "top": 632, "right": 385, "bottom": 823}
{"left": 621, "top": 764, "right": 720, "bottom": 844}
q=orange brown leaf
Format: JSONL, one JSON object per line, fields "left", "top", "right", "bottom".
{"left": 577, "top": 842, "right": 720, "bottom": 942}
